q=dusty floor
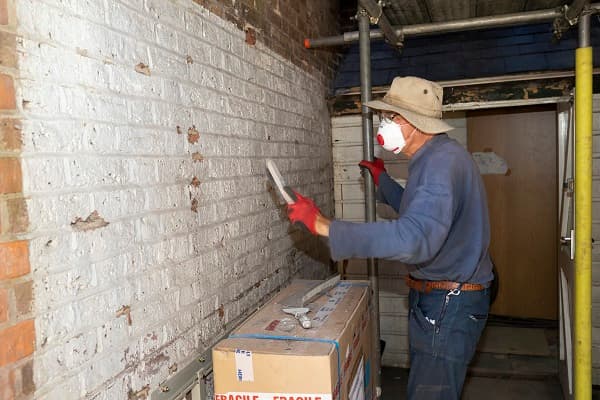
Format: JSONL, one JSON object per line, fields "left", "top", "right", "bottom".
{"left": 381, "top": 367, "right": 564, "bottom": 399}
{"left": 381, "top": 323, "right": 567, "bottom": 399}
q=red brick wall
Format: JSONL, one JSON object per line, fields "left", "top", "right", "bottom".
{"left": 193, "top": 0, "right": 342, "bottom": 86}
{"left": 0, "top": 0, "right": 35, "bottom": 398}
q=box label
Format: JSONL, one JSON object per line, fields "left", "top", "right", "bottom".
{"left": 312, "top": 284, "right": 351, "bottom": 326}
{"left": 215, "top": 393, "right": 333, "bottom": 400}
{"left": 235, "top": 349, "right": 254, "bottom": 382}
{"left": 349, "top": 357, "right": 365, "bottom": 400}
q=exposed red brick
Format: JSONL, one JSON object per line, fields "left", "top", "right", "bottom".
{"left": 0, "top": 241, "right": 30, "bottom": 280}
{"left": 0, "top": 368, "right": 15, "bottom": 400}
{"left": 13, "top": 280, "right": 32, "bottom": 317}
{"left": 0, "top": 320, "right": 35, "bottom": 367}
{"left": 0, "top": 0, "right": 8, "bottom": 25}
{"left": 0, "top": 74, "right": 15, "bottom": 109}
{"left": 0, "top": 287, "right": 7, "bottom": 322}
{"left": 0, "top": 119, "right": 22, "bottom": 151}
{"left": 0, "top": 32, "right": 17, "bottom": 69}
{"left": 0, "top": 158, "right": 22, "bottom": 194}
{"left": 187, "top": 126, "right": 200, "bottom": 144}
{"left": 192, "top": 0, "right": 340, "bottom": 83}
{"left": 21, "top": 360, "right": 34, "bottom": 395}
{"left": 6, "top": 359, "right": 34, "bottom": 397}
{"left": 245, "top": 27, "right": 256, "bottom": 45}
{"left": 3, "top": 197, "right": 28, "bottom": 234}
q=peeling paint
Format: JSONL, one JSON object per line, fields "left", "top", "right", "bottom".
{"left": 176, "top": 126, "right": 182, "bottom": 134}
{"left": 71, "top": 210, "right": 109, "bottom": 231}
{"left": 187, "top": 126, "right": 200, "bottom": 144}
{"left": 192, "top": 152, "right": 204, "bottom": 162}
{"left": 186, "top": 55, "right": 193, "bottom": 64}
{"left": 135, "top": 63, "right": 151, "bottom": 76}
{"left": 128, "top": 385, "right": 150, "bottom": 400}
{"left": 245, "top": 26, "right": 256, "bottom": 45}
{"left": 76, "top": 47, "right": 89, "bottom": 57}
{"left": 190, "top": 177, "right": 200, "bottom": 187}
{"left": 116, "top": 305, "right": 132, "bottom": 325}
{"left": 191, "top": 198, "right": 198, "bottom": 213}
{"left": 145, "top": 352, "right": 169, "bottom": 376}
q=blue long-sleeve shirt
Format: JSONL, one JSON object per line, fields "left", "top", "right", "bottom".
{"left": 329, "top": 134, "right": 493, "bottom": 285}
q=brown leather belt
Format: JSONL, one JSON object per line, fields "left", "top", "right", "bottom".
{"left": 405, "top": 275, "right": 485, "bottom": 293}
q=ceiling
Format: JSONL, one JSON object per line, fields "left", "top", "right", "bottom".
{"left": 340, "top": 0, "right": 575, "bottom": 31}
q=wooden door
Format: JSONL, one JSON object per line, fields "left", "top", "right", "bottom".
{"left": 467, "top": 106, "right": 558, "bottom": 319}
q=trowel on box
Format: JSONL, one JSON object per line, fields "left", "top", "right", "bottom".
{"left": 281, "top": 275, "right": 341, "bottom": 329}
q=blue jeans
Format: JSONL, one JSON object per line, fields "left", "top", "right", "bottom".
{"left": 407, "top": 287, "right": 490, "bottom": 400}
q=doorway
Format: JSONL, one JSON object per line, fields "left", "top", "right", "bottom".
{"left": 467, "top": 105, "right": 558, "bottom": 320}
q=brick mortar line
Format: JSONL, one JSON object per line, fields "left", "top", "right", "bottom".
{"left": 107, "top": 0, "right": 328, "bottom": 86}
{"left": 19, "top": 174, "right": 330, "bottom": 203}
{"left": 33, "top": 255, "right": 292, "bottom": 365}
{"left": 19, "top": 152, "right": 328, "bottom": 161}
{"left": 16, "top": 98, "right": 325, "bottom": 141}
{"left": 17, "top": 133, "right": 330, "bottom": 155}
{"left": 16, "top": 71, "right": 326, "bottom": 130}
{"left": 18, "top": 5, "right": 325, "bottom": 109}
{"left": 49, "top": 286, "right": 271, "bottom": 399}
{"left": 36, "top": 215, "right": 295, "bottom": 271}
{"left": 19, "top": 168, "right": 330, "bottom": 197}
{"left": 31, "top": 221, "right": 297, "bottom": 304}
{"left": 0, "top": 67, "right": 18, "bottom": 79}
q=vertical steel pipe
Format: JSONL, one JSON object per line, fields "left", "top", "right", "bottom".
{"left": 358, "top": 8, "right": 381, "bottom": 395}
{"left": 575, "top": 3, "right": 592, "bottom": 399}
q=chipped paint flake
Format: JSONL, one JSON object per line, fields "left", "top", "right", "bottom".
{"left": 135, "top": 62, "right": 151, "bottom": 76}
{"left": 116, "top": 305, "right": 132, "bottom": 325}
{"left": 187, "top": 126, "right": 200, "bottom": 144}
{"left": 192, "top": 152, "right": 204, "bottom": 162}
{"left": 71, "top": 210, "right": 109, "bottom": 231}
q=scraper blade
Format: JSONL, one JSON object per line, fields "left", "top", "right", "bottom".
{"left": 266, "top": 159, "right": 297, "bottom": 204}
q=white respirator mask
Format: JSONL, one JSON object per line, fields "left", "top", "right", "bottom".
{"left": 376, "top": 118, "right": 414, "bottom": 154}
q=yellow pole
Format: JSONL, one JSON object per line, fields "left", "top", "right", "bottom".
{"left": 575, "top": 44, "right": 592, "bottom": 399}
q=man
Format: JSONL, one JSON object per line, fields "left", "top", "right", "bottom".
{"left": 287, "top": 76, "right": 494, "bottom": 400}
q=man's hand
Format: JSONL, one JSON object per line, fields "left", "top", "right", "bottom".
{"left": 359, "top": 157, "right": 386, "bottom": 186}
{"left": 287, "top": 191, "right": 327, "bottom": 236}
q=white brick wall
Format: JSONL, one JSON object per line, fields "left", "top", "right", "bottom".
{"left": 15, "top": 0, "right": 333, "bottom": 398}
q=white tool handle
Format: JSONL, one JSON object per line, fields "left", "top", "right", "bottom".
{"left": 297, "top": 314, "right": 311, "bottom": 329}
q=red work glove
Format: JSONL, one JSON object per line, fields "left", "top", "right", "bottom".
{"left": 359, "top": 157, "right": 386, "bottom": 186}
{"left": 287, "top": 191, "right": 321, "bottom": 235}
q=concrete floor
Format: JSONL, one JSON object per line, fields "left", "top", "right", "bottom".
{"left": 381, "top": 366, "right": 564, "bottom": 400}
{"left": 381, "top": 324, "right": 565, "bottom": 399}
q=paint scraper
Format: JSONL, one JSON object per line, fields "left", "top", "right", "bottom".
{"left": 266, "top": 159, "right": 297, "bottom": 204}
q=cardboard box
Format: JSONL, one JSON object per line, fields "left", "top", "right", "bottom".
{"left": 213, "top": 280, "right": 374, "bottom": 400}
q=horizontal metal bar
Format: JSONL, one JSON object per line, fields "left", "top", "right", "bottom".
{"left": 305, "top": 3, "right": 600, "bottom": 48}
{"left": 437, "top": 68, "right": 600, "bottom": 87}
{"left": 442, "top": 96, "right": 572, "bottom": 111}
{"left": 334, "top": 69, "right": 600, "bottom": 97}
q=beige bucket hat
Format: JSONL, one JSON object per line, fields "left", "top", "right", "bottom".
{"left": 365, "top": 76, "right": 453, "bottom": 134}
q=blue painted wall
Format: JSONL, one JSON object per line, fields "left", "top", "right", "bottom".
{"left": 333, "top": 20, "right": 600, "bottom": 92}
